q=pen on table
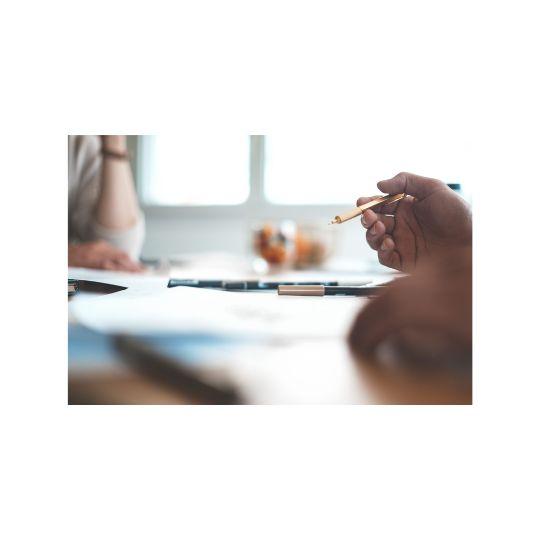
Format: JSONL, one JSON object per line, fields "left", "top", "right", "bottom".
{"left": 277, "top": 285, "right": 385, "bottom": 296}
{"left": 167, "top": 279, "right": 372, "bottom": 290}
{"left": 330, "top": 193, "right": 406, "bottom": 225}
{"left": 168, "top": 279, "right": 225, "bottom": 288}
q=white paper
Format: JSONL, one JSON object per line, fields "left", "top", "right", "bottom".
{"left": 70, "top": 283, "right": 365, "bottom": 339}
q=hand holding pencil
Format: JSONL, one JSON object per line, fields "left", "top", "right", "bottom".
{"left": 355, "top": 172, "right": 472, "bottom": 272}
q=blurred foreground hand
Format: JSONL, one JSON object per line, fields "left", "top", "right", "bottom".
{"left": 357, "top": 172, "right": 472, "bottom": 272}
{"left": 348, "top": 247, "right": 472, "bottom": 367}
{"left": 68, "top": 240, "right": 143, "bottom": 272}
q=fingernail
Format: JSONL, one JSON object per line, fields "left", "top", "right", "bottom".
{"left": 361, "top": 215, "right": 367, "bottom": 227}
{"left": 381, "top": 239, "right": 391, "bottom": 251}
{"left": 369, "top": 224, "right": 379, "bottom": 236}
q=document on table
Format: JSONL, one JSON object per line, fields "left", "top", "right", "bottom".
{"left": 69, "top": 284, "right": 365, "bottom": 339}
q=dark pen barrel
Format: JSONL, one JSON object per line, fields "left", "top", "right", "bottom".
{"left": 324, "top": 286, "right": 383, "bottom": 296}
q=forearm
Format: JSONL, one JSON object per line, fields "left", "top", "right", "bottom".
{"left": 94, "top": 136, "right": 141, "bottom": 230}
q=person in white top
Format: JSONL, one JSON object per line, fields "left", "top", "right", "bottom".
{"left": 68, "top": 135, "right": 145, "bottom": 272}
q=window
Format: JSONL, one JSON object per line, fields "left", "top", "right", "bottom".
{"left": 264, "top": 134, "right": 466, "bottom": 205}
{"left": 139, "top": 135, "right": 250, "bottom": 205}
{"left": 138, "top": 134, "right": 467, "bottom": 208}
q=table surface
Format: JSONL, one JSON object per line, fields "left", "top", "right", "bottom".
{"left": 68, "top": 262, "right": 472, "bottom": 405}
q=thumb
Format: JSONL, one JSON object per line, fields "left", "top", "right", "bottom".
{"left": 377, "top": 172, "right": 448, "bottom": 200}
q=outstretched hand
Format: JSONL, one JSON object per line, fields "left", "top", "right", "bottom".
{"left": 68, "top": 240, "right": 143, "bottom": 272}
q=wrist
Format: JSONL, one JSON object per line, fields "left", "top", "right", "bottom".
{"left": 101, "top": 135, "right": 127, "bottom": 153}
{"left": 101, "top": 135, "right": 130, "bottom": 161}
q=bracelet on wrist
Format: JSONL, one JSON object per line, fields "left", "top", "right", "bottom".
{"left": 102, "top": 148, "right": 130, "bottom": 161}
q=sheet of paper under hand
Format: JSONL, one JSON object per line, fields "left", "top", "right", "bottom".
{"left": 69, "top": 284, "right": 365, "bottom": 339}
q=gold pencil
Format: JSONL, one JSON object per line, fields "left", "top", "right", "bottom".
{"left": 329, "top": 193, "right": 406, "bottom": 225}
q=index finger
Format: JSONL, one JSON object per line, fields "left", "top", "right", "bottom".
{"left": 377, "top": 172, "right": 449, "bottom": 200}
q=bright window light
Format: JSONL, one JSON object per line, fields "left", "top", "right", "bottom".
{"left": 264, "top": 133, "right": 466, "bottom": 205}
{"left": 141, "top": 135, "right": 250, "bottom": 205}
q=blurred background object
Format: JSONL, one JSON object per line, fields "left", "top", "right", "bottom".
{"left": 252, "top": 220, "right": 337, "bottom": 271}
{"left": 253, "top": 221, "right": 297, "bottom": 269}
{"left": 294, "top": 223, "right": 336, "bottom": 268}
